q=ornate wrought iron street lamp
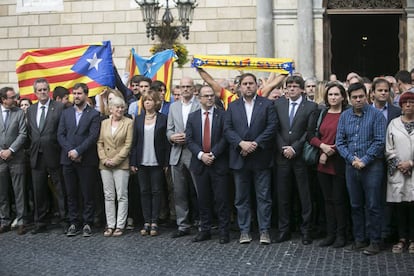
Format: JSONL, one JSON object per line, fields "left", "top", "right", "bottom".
{"left": 135, "top": 0, "right": 197, "bottom": 48}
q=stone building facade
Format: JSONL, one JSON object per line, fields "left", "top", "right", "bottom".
{"left": 0, "top": 0, "right": 413, "bottom": 90}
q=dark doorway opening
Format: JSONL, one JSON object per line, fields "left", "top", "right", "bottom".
{"left": 330, "top": 14, "right": 400, "bottom": 81}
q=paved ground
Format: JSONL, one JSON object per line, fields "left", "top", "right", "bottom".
{"left": 0, "top": 225, "right": 413, "bottom": 276}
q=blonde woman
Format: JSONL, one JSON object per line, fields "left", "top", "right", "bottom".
{"left": 97, "top": 96, "right": 133, "bottom": 237}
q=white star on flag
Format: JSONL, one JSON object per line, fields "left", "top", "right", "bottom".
{"left": 146, "top": 61, "right": 157, "bottom": 74}
{"left": 87, "top": 53, "right": 102, "bottom": 71}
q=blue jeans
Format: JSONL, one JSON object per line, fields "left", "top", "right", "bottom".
{"left": 345, "top": 159, "right": 384, "bottom": 244}
{"left": 233, "top": 168, "right": 272, "bottom": 233}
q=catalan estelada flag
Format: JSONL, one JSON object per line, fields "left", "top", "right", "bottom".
{"left": 16, "top": 40, "right": 115, "bottom": 101}
{"left": 129, "top": 48, "right": 177, "bottom": 102}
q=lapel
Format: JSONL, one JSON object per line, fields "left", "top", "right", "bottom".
{"left": 175, "top": 101, "right": 184, "bottom": 130}
{"left": 28, "top": 104, "right": 39, "bottom": 132}
{"left": 211, "top": 108, "right": 220, "bottom": 142}
{"left": 112, "top": 117, "right": 124, "bottom": 138}
{"left": 250, "top": 96, "right": 263, "bottom": 127}
{"left": 236, "top": 99, "right": 249, "bottom": 128}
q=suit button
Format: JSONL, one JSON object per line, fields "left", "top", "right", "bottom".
{"left": 289, "top": 131, "right": 292, "bottom": 134}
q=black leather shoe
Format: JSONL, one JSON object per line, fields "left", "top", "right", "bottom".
{"left": 302, "top": 233, "right": 313, "bottom": 245}
{"left": 171, "top": 230, "right": 190, "bottom": 238}
{"left": 17, "top": 225, "right": 27, "bottom": 235}
{"left": 31, "top": 225, "right": 47, "bottom": 235}
{"left": 192, "top": 231, "right": 211, "bottom": 242}
{"left": 0, "top": 225, "right": 11, "bottom": 234}
{"left": 319, "top": 235, "right": 336, "bottom": 247}
{"left": 275, "top": 232, "right": 291, "bottom": 243}
{"left": 219, "top": 235, "right": 230, "bottom": 244}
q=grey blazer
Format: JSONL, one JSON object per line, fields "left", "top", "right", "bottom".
{"left": 166, "top": 98, "right": 200, "bottom": 165}
{"left": 0, "top": 106, "right": 27, "bottom": 156}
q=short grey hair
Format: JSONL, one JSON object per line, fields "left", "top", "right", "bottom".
{"left": 108, "top": 96, "right": 126, "bottom": 109}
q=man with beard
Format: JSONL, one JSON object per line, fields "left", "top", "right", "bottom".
{"left": 57, "top": 83, "right": 101, "bottom": 237}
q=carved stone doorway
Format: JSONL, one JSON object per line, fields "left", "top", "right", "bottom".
{"left": 323, "top": 0, "right": 406, "bottom": 81}
{"left": 329, "top": 14, "right": 400, "bottom": 81}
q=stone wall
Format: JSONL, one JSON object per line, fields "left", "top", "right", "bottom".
{"left": 0, "top": 0, "right": 257, "bottom": 90}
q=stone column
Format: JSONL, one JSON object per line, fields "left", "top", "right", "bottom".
{"left": 256, "top": 0, "right": 274, "bottom": 78}
{"left": 297, "top": 0, "right": 315, "bottom": 78}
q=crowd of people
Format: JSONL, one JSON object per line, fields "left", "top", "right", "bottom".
{"left": 1, "top": 66, "right": 414, "bottom": 257}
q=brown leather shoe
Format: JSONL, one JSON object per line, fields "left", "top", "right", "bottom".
{"left": 17, "top": 225, "right": 26, "bottom": 235}
{"left": 0, "top": 225, "right": 11, "bottom": 234}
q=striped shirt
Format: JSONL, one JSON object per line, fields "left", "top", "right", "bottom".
{"left": 336, "top": 104, "right": 386, "bottom": 165}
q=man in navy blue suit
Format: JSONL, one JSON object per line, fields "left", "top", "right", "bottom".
{"left": 186, "top": 86, "right": 230, "bottom": 244}
{"left": 57, "top": 83, "right": 101, "bottom": 237}
{"left": 224, "top": 73, "right": 276, "bottom": 244}
{"left": 273, "top": 75, "right": 318, "bottom": 245}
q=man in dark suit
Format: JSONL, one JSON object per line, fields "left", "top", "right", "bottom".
{"left": 0, "top": 86, "right": 27, "bottom": 235}
{"left": 371, "top": 78, "right": 401, "bottom": 242}
{"left": 274, "top": 75, "right": 318, "bottom": 245}
{"left": 26, "top": 78, "right": 67, "bottom": 234}
{"left": 186, "top": 85, "right": 230, "bottom": 244}
{"left": 57, "top": 83, "right": 101, "bottom": 237}
{"left": 224, "top": 73, "right": 276, "bottom": 245}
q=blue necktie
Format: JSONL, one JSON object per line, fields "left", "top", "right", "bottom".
{"left": 289, "top": 102, "right": 297, "bottom": 127}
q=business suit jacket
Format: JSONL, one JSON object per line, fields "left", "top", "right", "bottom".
{"left": 186, "top": 108, "right": 228, "bottom": 175}
{"left": 97, "top": 116, "right": 133, "bottom": 170}
{"left": 130, "top": 112, "right": 170, "bottom": 167}
{"left": 166, "top": 98, "right": 200, "bottom": 166}
{"left": 274, "top": 95, "right": 318, "bottom": 164}
{"left": 0, "top": 106, "right": 26, "bottom": 161}
{"left": 386, "top": 103, "right": 401, "bottom": 125}
{"left": 57, "top": 105, "right": 101, "bottom": 166}
{"left": 26, "top": 100, "right": 64, "bottom": 169}
{"left": 224, "top": 95, "right": 276, "bottom": 170}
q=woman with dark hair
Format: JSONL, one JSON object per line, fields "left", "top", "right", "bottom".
{"left": 386, "top": 92, "right": 414, "bottom": 254}
{"left": 310, "top": 81, "right": 350, "bottom": 248}
{"left": 150, "top": 80, "right": 170, "bottom": 115}
{"left": 130, "top": 91, "right": 170, "bottom": 236}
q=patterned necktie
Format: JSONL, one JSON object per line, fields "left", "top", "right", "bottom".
{"left": 289, "top": 102, "right": 297, "bottom": 127}
{"left": 39, "top": 106, "right": 46, "bottom": 130}
{"left": 203, "top": 111, "right": 211, "bottom": 153}
{"left": 3, "top": 109, "right": 10, "bottom": 129}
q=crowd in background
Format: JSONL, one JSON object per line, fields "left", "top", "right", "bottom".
{"left": 1, "top": 65, "right": 414, "bottom": 256}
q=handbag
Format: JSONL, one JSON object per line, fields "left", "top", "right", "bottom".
{"left": 302, "top": 110, "right": 324, "bottom": 165}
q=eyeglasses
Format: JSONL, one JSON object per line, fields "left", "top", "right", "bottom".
{"left": 7, "top": 95, "right": 18, "bottom": 99}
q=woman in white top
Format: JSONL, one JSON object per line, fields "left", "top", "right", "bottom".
{"left": 130, "top": 91, "right": 170, "bottom": 236}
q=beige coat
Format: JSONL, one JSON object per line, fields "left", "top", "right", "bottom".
{"left": 385, "top": 117, "right": 414, "bottom": 202}
{"left": 97, "top": 116, "right": 133, "bottom": 170}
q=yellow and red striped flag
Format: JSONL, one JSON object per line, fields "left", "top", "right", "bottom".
{"left": 16, "top": 41, "right": 115, "bottom": 101}
{"left": 129, "top": 48, "right": 177, "bottom": 102}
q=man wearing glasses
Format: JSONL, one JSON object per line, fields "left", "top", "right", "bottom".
{"left": 0, "top": 86, "right": 27, "bottom": 235}
{"left": 167, "top": 77, "right": 200, "bottom": 238}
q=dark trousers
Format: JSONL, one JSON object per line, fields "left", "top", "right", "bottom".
{"left": 345, "top": 160, "right": 383, "bottom": 244}
{"left": 32, "top": 153, "right": 67, "bottom": 225}
{"left": 394, "top": 202, "right": 414, "bottom": 241}
{"left": 194, "top": 167, "right": 230, "bottom": 236}
{"left": 138, "top": 166, "right": 163, "bottom": 223}
{"left": 317, "top": 172, "right": 349, "bottom": 238}
{"left": 62, "top": 164, "right": 96, "bottom": 226}
{"left": 277, "top": 162, "right": 312, "bottom": 234}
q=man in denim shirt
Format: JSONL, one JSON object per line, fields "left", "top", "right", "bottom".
{"left": 336, "top": 82, "right": 386, "bottom": 256}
